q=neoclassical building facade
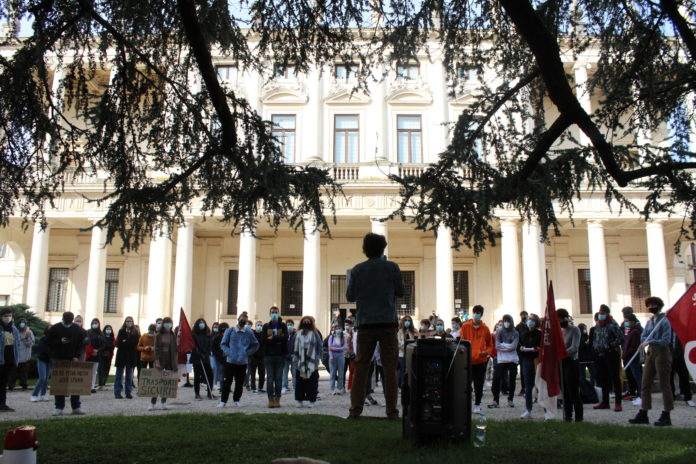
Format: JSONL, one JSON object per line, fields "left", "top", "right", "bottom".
{"left": 1, "top": 41, "right": 695, "bottom": 333}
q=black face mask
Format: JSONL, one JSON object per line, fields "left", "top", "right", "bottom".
{"left": 559, "top": 320, "right": 569, "bottom": 328}
{"left": 300, "top": 322, "right": 311, "bottom": 330}
{"left": 238, "top": 320, "right": 247, "bottom": 328}
{"left": 648, "top": 307, "right": 660, "bottom": 314}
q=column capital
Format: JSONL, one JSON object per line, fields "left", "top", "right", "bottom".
{"left": 587, "top": 219, "right": 606, "bottom": 229}
{"left": 645, "top": 219, "right": 666, "bottom": 230}
{"left": 573, "top": 62, "right": 592, "bottom": 72}
{"left": 499, "top": 217, "right": 520, "bottom": 227}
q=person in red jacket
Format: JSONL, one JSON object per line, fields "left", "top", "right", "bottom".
{"left": 459, "top": 305, "right": 491, "bottom": 413}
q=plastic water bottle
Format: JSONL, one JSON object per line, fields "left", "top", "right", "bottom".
{"left": 473, "top": 412, "right": 487, "bottom": 448}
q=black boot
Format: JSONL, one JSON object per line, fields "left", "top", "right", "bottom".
{"left": 628, "top": 409, "right": 649, "bottom": 425}
{"left": 653, "top": 410, "right": 671, "bottom": 427}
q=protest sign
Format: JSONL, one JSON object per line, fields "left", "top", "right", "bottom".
{"left": 49, "top": 361, "right": 95, "bottom": 396}
{"left": 137, "top": 368, "right": 179, "bottom": 398}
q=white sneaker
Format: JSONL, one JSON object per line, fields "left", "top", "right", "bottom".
{"left": 281, "top": 388, "right": 287, "bottom": 394}
{"left": 520, "top": 410, "right": 532, "bottom": 419}
{"left": 160, "top": 404, "right": 169, "bottom": 410}
{"left": 216, "top": 402, "right": 226, "bottom": 408}
{"left": 632, "top": 397, "right": 642, "bottom": 406}
{"left": 30, "top": 396, "right": 39, "bottom": 402}
{"left": 297, "top": 401, "right": 304, "bottom": 408}
{"left": 233, "top": 401, "right": 241, "bottom": 406}
{"left": 53, "top": 409, "right": 64, "bottom": 416}
{"left": 147, "top": 403, "right": 155, "bottom": 411}
{"left": 473, "top": 405, "right": 481, "bottom": 413}
{"left": 543, "top": 411, "right": 553, "bottom": 421}
{"left": 39, "top": 395, "right": 48, "bottom": 402}
{"left": 687, "top": 400, "right": 696, "bottom": 407}
{"left": 308, "top": 402, "right": 316, "bottom": 408}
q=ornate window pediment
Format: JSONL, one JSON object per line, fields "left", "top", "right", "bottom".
{"left": 261, "top": 82, "right": 308, "bottom": 105}
{"left": 386, "top": 86, "right": 432, "bottom": 105}
{"left": 325, "top": 84, "right": 371, "bottom": 105}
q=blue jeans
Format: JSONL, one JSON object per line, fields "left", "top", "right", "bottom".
{"left": 628, "top": 361, "right": 643, "bottom": 398}
{"left": 329, "top": 355, "right": 346, "bottom": 392}
{"left": 214, "top": 359, "right": 225, "bottom": 389}
{"left": 55, "top": 395, "right": 80, "bottom": 410}
{"left": 32, "top": 360, "right": 51, "bottom": 397}
{"left": 264, "top": 356, "right": 285, "bottom": 399}
{"left": 520, "top": 358, "right": 536, "bottom": 412}
{"left": 282, "top": 358, "right": 294, "bottom": 390}
{"left": 114, "top": 366, "right": 134, "bottom": 396}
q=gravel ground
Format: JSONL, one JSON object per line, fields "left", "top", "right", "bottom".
{"left": 1, "top": 370, "right": 694, "bottom": 428}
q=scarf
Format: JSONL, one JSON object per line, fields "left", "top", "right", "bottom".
{"left": 294, "top": 330, "right": 320, "bottom": 379}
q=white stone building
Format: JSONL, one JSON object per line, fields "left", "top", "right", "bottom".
{"left": 1, "top": 42, "right": 695, "bottom": 333}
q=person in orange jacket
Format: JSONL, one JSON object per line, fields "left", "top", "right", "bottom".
{"left": 459, "top": 305, "right": 491, "bottom": 413}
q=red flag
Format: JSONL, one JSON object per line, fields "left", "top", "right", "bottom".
{"left": 667, "top": 282, "right": 696, "bottom": 346}
{"left": 539, "top": 282, "right": 568, "bottom": 397}
{"left": 666, "top": 283, "right": 696, "bottom": 381}
{"left": 178, "top": 308, "right": 195, "bottom": 354}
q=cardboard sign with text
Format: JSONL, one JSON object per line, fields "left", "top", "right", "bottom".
{"left": 137, "top": 368, "right": 179, "bottom": 399}
{"left": 49, "top": 361, "right": 95, "bottom": 396}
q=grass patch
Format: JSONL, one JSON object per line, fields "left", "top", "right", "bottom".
{"left": 0, "top": 414, "right": 694, "bottom": 463}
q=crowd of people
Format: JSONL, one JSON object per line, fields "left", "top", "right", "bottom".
{"left": 0, "top": 233, "right": 692, "bottom": 428}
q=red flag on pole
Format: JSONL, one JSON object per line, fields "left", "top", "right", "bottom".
{"left": 666, "top": 282, "right": 696, "bottom": 381}
{"left": 178, "top": 308, "right": 195, "bottom": 354}
{"left": 538, "top": 282, "right": 568, "bottom": 397}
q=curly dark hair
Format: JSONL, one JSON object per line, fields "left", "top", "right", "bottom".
{"left": 362, "top": 233, "right": 387, "bottom": 258}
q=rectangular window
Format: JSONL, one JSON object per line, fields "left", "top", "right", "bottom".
{"left": 335, "top": 63, "right": 358, "bottom": 79}
{"left": 334, "top": 115, "right": 359, "bottom": 163}
{"left": 0, "top": 295, "right": 8, "bottom": 307}
{"left": 397, "top": 115, "right": 422, "bottom": 163}
{"left": 281, "top": 271, "right": 303, "bottom": 316}
{"left": 453, "top": 271, "right": 469, "bottom": 313}
{"left": 216, "top": 65, "right": 237, "bottom": 83}
{"left": 577, "top": 269, "right": 592, "bottom": 315}
{"left": 456, "top": 64, "right": 477, "bottom": 81}
{"left": 330, "top": 275, "right": 353, "bottom": 322}
{"left": 273, "top": 64, "right": 296, "bottom": 79}
{"left": 103, "top": 268, "right": 119, "bottom": 314}
{"left": 396, "top": 63, "right": 419, "bottom": 80}
{"left": 629, "top": 268, "right": 651, "bottom": 313}
{"left": 227, "top": 270, "right": 239, "bottom": 315}
{"left": 46, "top": 268, "right": 69, "bottom": 313}
{"left": 395, "top": 270, "right": 415, "bottom": 318}
{"left": 272, "top": 115, "right": 296, "bottom": 163}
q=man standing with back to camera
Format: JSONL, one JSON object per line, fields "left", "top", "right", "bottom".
{"left": 346, "top": 233, "right": 405, "bottom": 419}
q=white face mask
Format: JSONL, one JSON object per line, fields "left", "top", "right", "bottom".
{"left": 1, "top": 316, "right": 11, "bottom": 325}
{"left": 503, "top": 321, "right": 511, "bottom": 329}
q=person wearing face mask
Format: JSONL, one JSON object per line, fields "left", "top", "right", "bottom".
{"left": 450, "top": 318, "right": 461, "bottom": 341}
{"left": 293, "top": 316, "right": 323, "bottom": 408}
{"left": 418, "top": 319, "right": 432, "bottom": 339}
{"left": 432, "top": 319, "right": 453, "bottom": 339}
{"left": 518, "top": 313, "right": 541, "bottom": 418}
{"left": 0, "top": 309, "right": 20, "bottom": 411}
{"left": 149, "top": 317, "right": 178, "bottom": 411}
{"left": 488, "top": 314, "right": 519, "bottom": 409}
{"left": 343, "top": 320, "right": 355, "bottom": 391}
{"left": 591, "top": 304, "right": 625, "bottom": 411}
{"left": 515, "top": 311, "right": 530, "bottom": 397}
{"left": 282, "top": 319, "right": 296, "bottom": 394}
{"left": 245, "top": 320, "right": 266, "bottom": 393}
{"left": 261, "top": 306, "right": 289, "bottom": 408}
{"left": 190, "top": 318, "right": 214, "bottom": 400}
{"left": 577, "top": 322, "right": 597, "bottom": 387}
{"left": 210, "top": 322, "right": 220, "bottom": 389}
{"left": 621, "top": 314, "right": 643, "bottom": 405}
{"left": 30, "top": 326, "right": 51, "bottom": 402}
{"left": 212, "top": 322, "right": 229, "bottom": 394}
{"left": 460, "top": 305, "right": 492, "bottom": 413}
{"left": 327, "top": 323, "right": 348, "bottom": 395}
{"left": 137, "top": 324, "right": 157, "bottom": 381}
{"left": 114, "top": 316, "right": 140, "bottom": 399}
{"left": 85, "top": 318, "right": 105, "bottom": 393}
{"left": 397, "top": 316, "right": 417, "bottom": 388}
{"left": 45, "top": 311, "right": 86, "bottom": 415}
{"left": 155, "top": 318, "right": 163, "bottom": 333}
{"left": 557, "top": 309, "right": 583, "bottom": 422}
{"left": 216, "top": 315, "right": 258, "bottom": 408}
{"left": 630, "top": 296, "right": 674, "bottom": 426}
{"left": 99, "top": 324, "right": 115, "bottom": 389}
{"left": 6, "top": 317, "right": 34, "bottom": 392}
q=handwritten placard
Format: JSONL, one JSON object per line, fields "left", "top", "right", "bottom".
{"left": 137, "top": 368, "right": 179, "bottom": 399}
{"left": 49, "top": 361, "right": 95, "bottom": 396}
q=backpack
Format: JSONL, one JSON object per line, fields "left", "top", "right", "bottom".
{"left": 579, "top": 378, "right": 599, "bottom": 404}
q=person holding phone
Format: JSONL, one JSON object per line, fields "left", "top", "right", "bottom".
{"left": 262, "top": 306, "right": 289, "bottom": 408}
{"left": 46, "top": 311, "right": 86, "bottom": 415}
{"left": 114, "top": 316, "right": 139, "bottom": 399}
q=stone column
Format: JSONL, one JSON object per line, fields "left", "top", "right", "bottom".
{"left": 305, "top": 65, "right": 324, "bottom": 162}
{"left": 84, "top": 222, "right": 107, "bottom": 323}
{"left": 646, "top": 221, "right": 670, "bottom": 305}
{"left": 429, "top": 57, "right": 450, "bottom": 161}
{"left": 522, "top": 220, "right": 544, "bottom": 314}
{"left": 302, "top": 219, "right": 321, "bottom": 320}
{"left": 587, "top": 220, "right": 609, "bottom": 311}
{"left": 371, "top": 218, "right": 389, "bottom": 257}
{"left": 26, "top": 223, "right": 50, "bottom": 314}
{"left": 146, "top": 224, "right": 173, "bottom": 322}
{"left": 237, "top": 228, "right": 257, "bottom": 315}
{"left": 500, "top": 219, "right": 522, "bottom": 314}
{"left": 172, "top": 218, "right": 195, "bottom": 319}
{"left": 436, "top": 224, "right": 454, "bottom": 322}
{"left": 574, "top": 63, "right": 592, "bottom": 146}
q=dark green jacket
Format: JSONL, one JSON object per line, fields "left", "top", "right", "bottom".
{"left": 346, "top": 257, "right": 404, "bottom": 328}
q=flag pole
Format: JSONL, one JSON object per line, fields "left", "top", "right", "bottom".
{"left": 623, "top": 314, "right": 668, "bottom": 370}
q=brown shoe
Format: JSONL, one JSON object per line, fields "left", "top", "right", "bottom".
{"left": 275, "top": 397, "right": 281, "bottom": 408}
{"left": 268, "top": 398, "right": 274, "bottom": 408}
